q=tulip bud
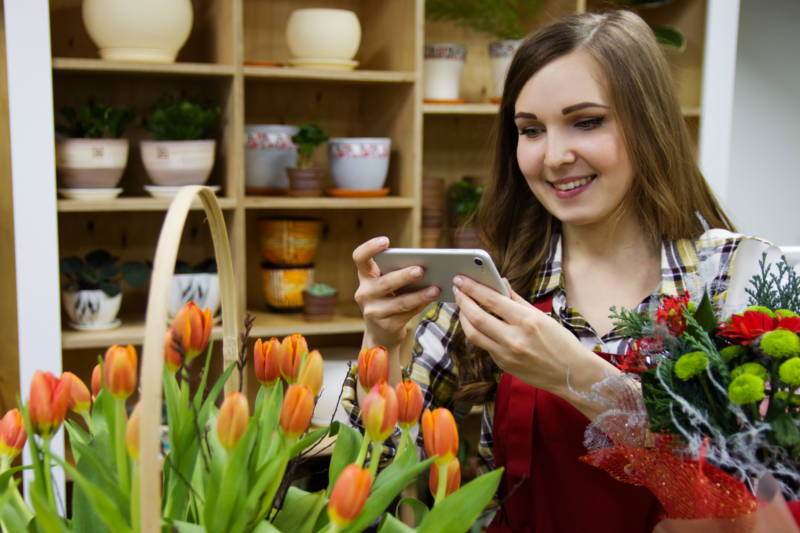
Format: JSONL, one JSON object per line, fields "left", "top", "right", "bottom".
{"left": 362, "top": 382, "right": 399, "bottom": 443}
{"left": 279, "top": 334, "right": 308, "bottom": 383}
{"left": 126, "top": 402, "right": 141, "bottom": 461}
{"left": 91, "top": 363, "right": 102, "bottom": 398}
{"left": 357, "top": 346, "right": 389, "bottom": 391}
{"left": 28, "top": 371, "right": 70, "bottom": 437}
{"left": 164, "top": 329, "right": 183, "bottom": 373}
{"left": 254, "top": 337, "right": 282, "bottom": 387}
{"left": 429, "top": 457, "right": 461, "bottom": 498}
{"left": 0, "top": 409, "right": 27, "bottom": 460}
{"left": 217, "top": 391, "right": 249, "bottom": 450}
{"left": 63, "top": 371, "right": 91, "bottom": 414}
{"left": 279, "top": 384, "right": 314, "bottom": 439}
{"left": 327, "top": 464, "right": 372, "bottom": 528}
{"left": 171, "top": 302, "right": 213, "bottom": 362}
{"left": 104, "top": 344, "right": 138, "bottom": 399}
{"left": 421, "top": 408, "right": 459, "bottom": 466}
{"left": 297, "top": 349, "right": 323, "bottom": 396}
{"left": 396, "top": 379, "right": 423, "bottom": 429}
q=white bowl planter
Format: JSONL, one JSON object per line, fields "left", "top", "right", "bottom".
{"left": 423, "top": 44, "right": 467, "bottom": 101}
{"left": 82, "top": 0, "right": 193, "bottom": 63}
{"left": 244, "top": 125, "right": 299, "bottom": 192}
{"left": 489, "top": 40, "right": 523, "bottom": 102}
{"left": 286, "top": 9, "right": 361, "bottom": 61}
{"left": 168, "top": 273, "right": 220, "bottom": 320}
{"left": 140, "top": 140, "right": 215, "bottom": 186}
{"left": 56, "top": 138, "right": 129, "bottom": 188}
{"left": 62, "top": 290, "right": 122, "bottom": 330}
{"left": 328, "top": 138, "right": 391, "bottom": 190}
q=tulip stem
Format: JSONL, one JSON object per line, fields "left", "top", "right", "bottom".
{"left": 434, "top": 463, "right": 448, "bottom": 507}
{"left": 397, "top": 428, "right": 408, "bottom": 457}
{"left": 0, "top": 456, "right": 33, "bottom": 522}
{"left": 115, "top": 398, "right": 129, "bottom": 491}
{"left": 42, "top": 435, "right": 56, "bottom": 510}
{"left": 368, "top": 442, "right": 381, "bottom": 480}
{"left": 355, "top": 435, "right": 370, "bottom": 468}
{"left": 80, "top": 411, "right": 93, "bottom": 434}
{"left": 130, "top": 462, "right": 140, "bottom": 533}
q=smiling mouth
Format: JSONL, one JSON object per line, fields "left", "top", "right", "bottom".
{"left": 552, "top": 175, "right": 596, "bottom": 191}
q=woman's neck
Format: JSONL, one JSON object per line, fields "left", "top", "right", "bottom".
{"left": 561, "top": 212, "right": 658, "bottom": 266}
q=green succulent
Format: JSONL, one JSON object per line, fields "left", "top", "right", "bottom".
{"left": 291, "top": 124, "right": 329, "bottom": 169}
{"left": 56, "top": 101, "right": 136, "bottom": 139}
{"left": 306, "top": 283, "right": 337, "bottom": 297}
{"left": 60, "top": 249, "right": 149, "bottom": 297}
{"left": 145, "top": 95, "right": 221, "bottom": 141}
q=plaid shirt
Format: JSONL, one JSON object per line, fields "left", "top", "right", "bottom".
{"left": 341, "top": 229, "right": 772, "bottom": 471}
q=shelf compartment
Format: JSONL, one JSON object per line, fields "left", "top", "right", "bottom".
{"left": 61, "top": 317, "right": 225, "bottom": 350}
{"left": 249, "top": 307, "right": 365, "bottom": 338}
{"left": 244, "top": 65, "right": 415, "bottom": 84}
{"left": 243, "top": 197, "right": 414, "bottom": 210}
{"left": 53, "top": 58, "right": 235, "bottom": 78}
{"left": 57, "top": 197, "right": 237, "bottom": 213}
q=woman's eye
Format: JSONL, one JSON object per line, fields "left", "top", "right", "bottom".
{"left": 575, "top": 117, "right": 604, "bottom": 130}
{"left": 519, "top": 126, "right": 543, "bottom": 138}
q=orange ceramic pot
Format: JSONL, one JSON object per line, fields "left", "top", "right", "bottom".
{"left": 258, "top": 217, "right": 322, "bottom": 266}
{"left": 261, "top": 265, "right": 314, "bottom": 309}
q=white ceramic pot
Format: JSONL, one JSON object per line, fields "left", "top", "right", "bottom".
{"left": 244, "top": 125, "right": 299, "bottom": 192}
{"left": 286, "top": 8, "right": 361, "bottom": 61}
{"left": 82, "top": 0, "right": 193, "bottom": 63}
{"left": 140, "top": 139, "right": 215, "bottom": 186}
{"left": 489, "top": 40, "right": 523, "bottom": 101}
{"left": 328, "top": 138, "right": 391, "bottom": 190}
{"left": 62, "top": 290, "right": 122, "bottom": 329}
{"left": 56, "top": 138, "right": 129, "bottom": 188}
{"left": 168, "top": 273, "right": 220, "bottom": 319}
{"left": 423, "top": 44, "right": 467, "bottom": 101}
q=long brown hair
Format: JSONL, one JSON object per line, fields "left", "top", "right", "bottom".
{"left": 452, "top": 10, "right": 734, "bottom": 405}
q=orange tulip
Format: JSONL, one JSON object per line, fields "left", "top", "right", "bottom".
{"left": 279, "top": 334, "right": 308, "bottom": 383}
{"left": 91, "top": 364, "right": 102, "bottom": 398}
{"left": 429, "top": 457, "right": 461, "bottom": 498}
{"left": 297, "top": 349, "right": 323, "bottom": 396}
{"left": 0, "top": 409, "right": 27, "bottom": 460}
{"left": 164, "top": 328, "right": 183, "bottom": 373}
{"left": 217, "top": 391, "right": 249, "bottom": 450}
{"left": 126, "top": 402, "right": 141, "bottom": 461}
{"left": 28, "top": 371, "right": 70, "bottom": 437}
{"left": 171, "top": 302, "right": 213, "bottom": 361}
{"left": 357, "top": 346, "right": 389, "bottom": 391}
{"left": 327, "top": 464, "right": 372, "bottom": 528}
{"left": 254, "top": 337, "right": 282, "bottom": 387}
{"left": 279, "top": 384, "right": 314, "bottom": 439}
{"left": 104, "top": 344, "right": 138, "bottom": 399}
{"left": 362, "top": 382, "right": 399, "bottom": 442}
{"left": 421, "top": 408, "right": 459, "bottom": 466}
{"left": 62, "top": 371, "right": 91, "bottom": 414}
{"left": 396, "top": 379, "right": 423, "bottom": 429}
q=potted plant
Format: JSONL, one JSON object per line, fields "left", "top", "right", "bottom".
{"left": 168, "top": 258, "right": 220, "bottom": 321}
{"left": 287, "top": 123, "right": 329, "bottom": 197}
{"left": 302, "top": 282, "right": 337, "bottom": 322}
{"left": 55, "top": 101, "right": 136, "bottom": 195}
{"left": 141, "top": 95, "right": 221, "bottom": 188}
{"left": 448, "top": 177, "right": 484, "bottom": 248}
{"left": 59, "top": 249, "right": 149, "bottom": 330}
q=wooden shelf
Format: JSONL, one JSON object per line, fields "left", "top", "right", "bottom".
{"left": 61, "top": 318, "right": 225, "bottom": 350}
{"left": 52, "top": 58, "right": 236, "bottom": 77}
{"left": 57, "top": 197, "right": 237, "bottom": 212}
{"left": 244, "top": 65, "right": 416, "bottom": 84}
{"left": 243, "top": 196, "right": 415, "bottom": 210}
{"left": 249, "top": 307, "right": 365, "bottom": 338}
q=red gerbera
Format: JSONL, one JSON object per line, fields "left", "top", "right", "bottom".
{"left": 717, "top": 310, "right": 778, "bottom": 345}
{"left": 618, "top": 336, "right": 661, "bottom": 374}
{"left": 655, "top": 291, "right": 691, "bottom": 336}
{"left": 776, "top": 315, "right": 800, "bottom": 333}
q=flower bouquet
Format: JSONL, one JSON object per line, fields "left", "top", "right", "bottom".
{"left": 582, "top": 254, "right": 800, "bottom": 530}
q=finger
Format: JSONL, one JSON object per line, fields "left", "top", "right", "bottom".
{"left": 453, "top": 284, "right": 508, "bottom": 348}
{"left": 365, "top": 290, "right": 437, "bottom": 323}
{"left": 456, "top": 274, "right": 540, "bottom": 325}
{"left": 455, "top": 290, "right": 505, "bottom": 356}
{"left": 352, "top": 236, "right": 390, "bottom": 278}
{"left": 363, "top": 265, "right": 427, "bottom": 298}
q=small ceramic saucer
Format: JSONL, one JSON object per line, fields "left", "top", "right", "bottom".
{"left": 144, "top": 185, "right": 220, "bottom": 199}
{"left": 58, "top": 187, "right": 123, "bottom": 200}
{"left": 325, "top": 187, "right": 390, "bottom": 198}
{"left": 68, "top": 318, "right": 122, "bottom": 331}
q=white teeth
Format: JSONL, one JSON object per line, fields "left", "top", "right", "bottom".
{"left": 554, "top": 175, "right": 595, "bottom": 191}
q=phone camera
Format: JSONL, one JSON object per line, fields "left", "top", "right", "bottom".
{"left": 473, "top": 257, "right": 483, "bottom": 266}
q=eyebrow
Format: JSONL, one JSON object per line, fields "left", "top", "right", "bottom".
{"left": 513, "top": 102, "right": 609, "bottom": 121}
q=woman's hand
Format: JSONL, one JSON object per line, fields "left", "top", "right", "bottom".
{"left": 352, "top": 237, "right": 440, "bottom": 350}
{"left": 452, "top": 275, "right": 619, "bottom": 419}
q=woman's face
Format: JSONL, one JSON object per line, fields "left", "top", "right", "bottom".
{"left": 514, "top": 50, "right": 634, "bottom": 228}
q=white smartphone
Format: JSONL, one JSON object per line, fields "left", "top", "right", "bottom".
{"left": 374, "top": 248, "right": 509, "bottom": 302}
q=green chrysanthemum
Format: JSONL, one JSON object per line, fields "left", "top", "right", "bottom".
{"left": 720, "top": 345, "right": 746, "bottom": 363}
{"left": 779, "top": 358, "right": 800, "bottom": 387}
{"left": 730, "top": 362, "right": 769, "bottom": 381}
{"left": 774, "top": 391, "right": 800, "bottom": 406}
{"left": 776, "top": 309, "right": 800, "bottom": 319}
{"left": 760, "top": 329, "right": 800, "bottom": 359}
{"left": 674, "top": 351, "right": 709, "bottom": 381}
{"left": 745, "top": 305, "right": 776, "bottom": 317}
{"left": 728, "top": 374, "right": 766, "bottom": 405}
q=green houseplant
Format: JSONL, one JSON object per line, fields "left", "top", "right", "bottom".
{"left": 141, "top": 95, "right": 222, "bottom": 187}
{"left": 448, "top": 178, "right": 484, "bottom": 248}
{"left": 55, "top": 101, "right": 136, "bottom": 192}
{"left": 287, "top": 123, "right": 330, "bottom": 197}
{"left": 59, "top": 249, "right": 149, "bottom": 329}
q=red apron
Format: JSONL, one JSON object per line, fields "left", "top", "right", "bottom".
{"left": 487, "top": 296, "right": 663, "bottom": 533}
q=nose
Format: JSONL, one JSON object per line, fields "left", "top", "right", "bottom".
{"left": 543, "top": 131, "right": 576, "bottom": 168}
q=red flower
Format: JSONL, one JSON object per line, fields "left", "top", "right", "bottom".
{"left": 717, "top": 310, "right": 778, "bottom": 345}
{"left": 655, "top": 291, "right": 691, "bottom": 336}
{"left": 776, "top": 315, "right": 800, "bottom": 333}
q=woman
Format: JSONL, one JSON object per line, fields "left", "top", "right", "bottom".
{"left": 344, "top": 10, "right": 770, "bottom": 532}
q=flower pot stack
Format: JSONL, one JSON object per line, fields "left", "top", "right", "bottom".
{"left": 422, "top": 177, "right": 445, "bottom": 248}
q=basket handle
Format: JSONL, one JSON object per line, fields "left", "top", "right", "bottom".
{"left": 138, "top": 186, "right": 240, "bottom": 532}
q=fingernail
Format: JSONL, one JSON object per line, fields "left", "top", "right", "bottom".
{"left": 410, "top": 267, "right": 423, "bottom": 278}
{"left": 425, "top": 287, "right": 438, "bottom": 299}
{"left": 377, "top": 237, "right": 389, "bottom": 247}
{"left": 452, "top": 286, "right": 460, "bottom": 295}
{"left": 452, "top": 276, "right": 463, "bottom": 287}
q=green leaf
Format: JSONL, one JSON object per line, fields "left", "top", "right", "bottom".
{"left": 86, "top": 249, "right": 115, "bottom": 267}
{"left": 120, "top": 261, "right": 150, "bottom": 288}
{"left": 252, "top": 520, "right": 282, "bottom": 533}
{"left": 99, "top": 281, "right": 122, "bottom": 297}
{"left": 417, "top": 468, "right": 503, "bottom": 533}
{"left": 57, "top": 457, "right": 133, "bottom": 533}
{"left": 272, "top": 487, "right": 328, "bottom": 533}
{"left": 327, "top": 422, "right": 363, "bottom": 494}
{"left": 692, "top": 292, "right": 717, "bottom": 333}
{"left": 288, "top": 426, "right": 329, "bottom": 457}
{"left": 29, "top": 486, "right": 69, "bottom": 533}
{"left": 773, "top": 413, "right": 800, "bottom": 447}
{"left": 653, "top": 25, "right": 686, "bottom": 52}
{"left": 395, "top": 497, "right": 429, "bottom": 526}
{"left": 379, "top": 513, "right": 417, "bottom": 533}
{"left": 59, "top": 256, "right": 83, "bottom": 276}
{"left": 172, "top": 521, "right": 207, "bottom": 533}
